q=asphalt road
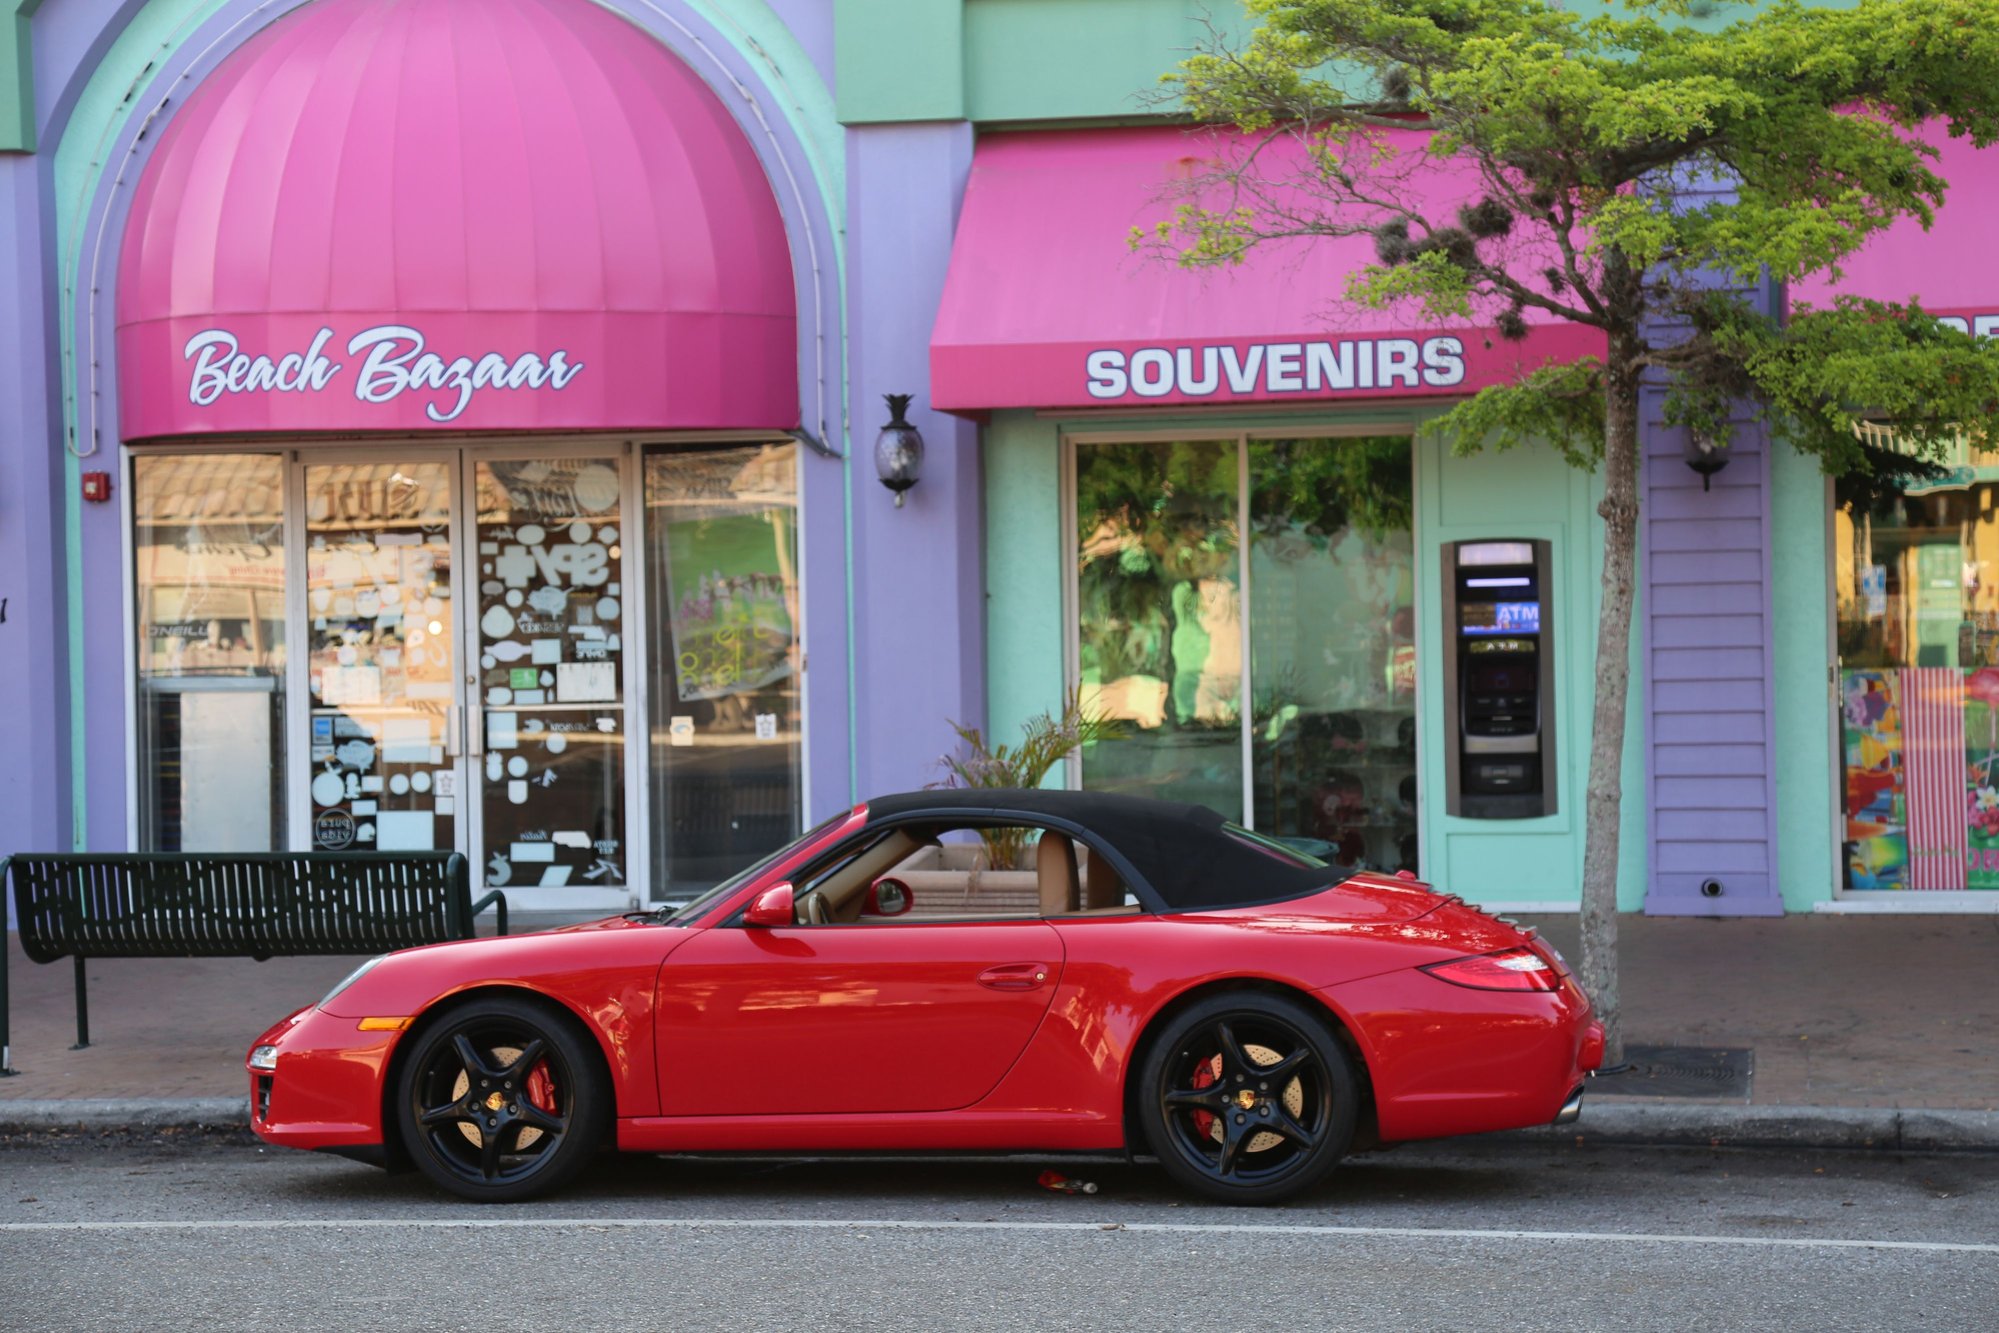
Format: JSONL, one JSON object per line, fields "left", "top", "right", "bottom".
{"left": 1, "top": 1130, "right": 1995, "bottom": 1331}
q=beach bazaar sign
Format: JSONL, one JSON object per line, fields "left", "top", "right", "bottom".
{"left": 1086, "top": 336, "right": 1466, "bottom": 401}
{"left": 182, "top": 326, "right": 583, "bottom": 424}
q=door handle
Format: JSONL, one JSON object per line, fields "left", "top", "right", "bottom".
{"left": 977, "top": 963, "right": 1052, "bottom": 992}
{"left": 444, "top": 704, "right": 462, "bottom": 758}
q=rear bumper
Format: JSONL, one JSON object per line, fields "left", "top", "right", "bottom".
{"left": 1322, "top": 968, "right": 1601, "bottom": 1143}
{"left": 246, "top": 1006, "right": 396, "bottom": 1152}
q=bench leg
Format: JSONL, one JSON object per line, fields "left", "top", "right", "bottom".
{"left": 71, "top": 956, "right": 90, "bottom": 1050}
{"left": 0, "top": 926, "right": 13, "bottom": 1075}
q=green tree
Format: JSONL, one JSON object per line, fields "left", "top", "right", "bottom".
{"left": 1150, "top": 0, "right": 1999, "bottom": 1060}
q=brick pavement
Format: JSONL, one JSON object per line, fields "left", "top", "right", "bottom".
{"left": 3, "top": 912, "right": 1996, "bottom": 1110}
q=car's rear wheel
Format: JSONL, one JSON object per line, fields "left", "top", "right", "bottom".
{"left": 395, "top": 994, "right": 608, "bottom": 1203}
{"left": 1139, "top": 991, "right": 1358, "bottom": 1205}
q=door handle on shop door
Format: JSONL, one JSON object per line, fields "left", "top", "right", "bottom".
{"left": 977, "top": 963, "right": 1052, "bottom": 991}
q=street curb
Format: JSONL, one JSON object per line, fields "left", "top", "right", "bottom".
{"left": 1492, "top": 1100, "right": 1999, "bottom": 1152}
{"left": 3, "top": 1096, "right": 1997, "bottom": 1150}
{"left": 0, "top": 1098, "right": 247, "bottom": 1130}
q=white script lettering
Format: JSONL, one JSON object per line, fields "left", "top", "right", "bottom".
{"left": 180, "top": 324, "right": 584, "bottom": 420}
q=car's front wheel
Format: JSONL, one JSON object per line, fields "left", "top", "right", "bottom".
{"left": 1139, "top": 991, "right": 1358, "bottom": 1204}
{"left": 395, "top": 994, "right": 609, "bottom": 1203}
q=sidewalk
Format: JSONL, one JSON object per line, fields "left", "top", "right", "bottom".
{"left": 3, "top": 912, "right": 1996, "bottom": 1132}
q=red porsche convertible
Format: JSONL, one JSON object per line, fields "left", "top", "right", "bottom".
{"left": 247, "top": 789, "right": 1603, "bottom": 1204}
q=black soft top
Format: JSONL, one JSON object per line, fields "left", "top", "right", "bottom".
{"left": 862, "top": 788, "right": 1350, "bottom": 911}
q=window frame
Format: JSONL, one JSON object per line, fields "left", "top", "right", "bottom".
{"left": 723, "top": 811, "right": 1164, "bottom": 927}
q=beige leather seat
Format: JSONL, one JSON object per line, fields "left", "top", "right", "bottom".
{"left": 1082, "top": 846, "right": 1125, "bottom": 910}
{"left": 1036, "top": 833, "right": 1079, "bottom": 915}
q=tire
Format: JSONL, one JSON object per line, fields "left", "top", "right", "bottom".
{"left": 1137, "top": 990, "right": 1359, "bottom": 1205}
{"left": 395, "top": 993, "right": 610, "bottom": 1203}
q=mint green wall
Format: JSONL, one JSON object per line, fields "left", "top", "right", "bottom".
{"left": 835, "top": 0, "right": 965, "bottom": 122}
{"left": 983, "top": 408, "right": 1647, "bottom": 906}
{"left": 2, "top": 1, "right": 41, "bottom": 152}
{"left": 1415, "top": 428, "right": 1648, "bottom": 909}
{"left": 1770, "top": 443, "right": 1838, "bottom": 907}
{"left": 836, "top": 0, "right": 1248, "bottom": 125}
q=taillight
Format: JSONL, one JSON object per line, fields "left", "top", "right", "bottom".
{"left": 1420, "top": 946, "right": 1560, "bottom": 992}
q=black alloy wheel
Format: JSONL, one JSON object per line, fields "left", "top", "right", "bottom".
{"left": 1139, "top": 991, "right": 1358, "bottom": 1204}
{"left": 395, "top": 994, "right": 609, "bottom": 1203}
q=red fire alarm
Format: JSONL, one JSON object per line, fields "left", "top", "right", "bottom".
{"left": 81, "top": 471, "right": 112, "bottom": 503}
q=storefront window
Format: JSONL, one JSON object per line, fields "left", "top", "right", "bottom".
{"left": 644, "top": 443, "right": 803, "bottom": 901}
{"left": 134, "top": 454, "right": 287, "bottom": 850}
{"left": 1074, "top": 435, "right": 1416, "bottom": 870}
{"left": 1836, "top": 443, "right": 1999, "bottom": 890}
{"left": 1247, "top": 438, "right": 1417, "bottom": 870}
{"left": 1075, "top": 440, "right": 1244, "bottom": 818}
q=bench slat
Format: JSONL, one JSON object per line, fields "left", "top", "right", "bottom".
{"left": 4, "top": 852, "right": 490, "bottom": 962}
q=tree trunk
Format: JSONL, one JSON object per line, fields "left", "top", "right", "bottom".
{"left": 1580, "top": 327, "right": 1643, "bottom": 1068}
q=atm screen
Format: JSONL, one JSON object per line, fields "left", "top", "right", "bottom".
{"left": 1469, "top": 661, "right": 1533, "bottom": 692}
{"left": 1460, "top": 601, "right": 1541, "bottom": 635}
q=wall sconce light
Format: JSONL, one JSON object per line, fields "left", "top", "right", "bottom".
{"left": 874, "top": 393, "right": 924, "bottom": 507}
{"left": 1685, "top": 428, "right": 1729, "bottom": 492}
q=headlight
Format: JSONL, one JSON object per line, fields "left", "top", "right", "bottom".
{"left": 248, "top": 1045, "right": 279, "bottom": 1071}
{"left": 318, "top": 955, "right": 387, "bottom": 1010}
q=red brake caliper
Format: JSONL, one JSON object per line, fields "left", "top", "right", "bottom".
{"left": 1190, "top": 1055, "right": 1218, "bottom": 1139}
{"left": 525, "top": 1062, "right": 558, "bottom": 1116}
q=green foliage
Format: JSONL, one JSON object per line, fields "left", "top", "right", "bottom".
{"left": 933, "top": 691, "right": 1127, "bottom": 867}
{"left": 1149, "top": 0, "right": 1999, "bottom": 473}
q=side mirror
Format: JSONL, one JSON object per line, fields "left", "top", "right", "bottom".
{"left": 867, "top": 876, "right": 914, "bottom": 916}
{"left": 744, "top": 882, "right": 796, "bottom": 927}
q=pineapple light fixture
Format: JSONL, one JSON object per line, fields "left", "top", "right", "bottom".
{"left": 874, "top": 393, "right": 925, "bottom": 506}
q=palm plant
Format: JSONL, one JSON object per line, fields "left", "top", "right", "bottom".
{"left": 934, "top": 691, "right": 1126, "bottom": 868}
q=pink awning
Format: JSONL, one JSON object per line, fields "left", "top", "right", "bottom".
{"left": 930, "top": 126, "right": 1603, "bottom": 414}
{"left": 116, "top": 0, "right": 796, "bottom": 440}
{"left": 1789, "top": 123, "right": 1999, "bottom": 337}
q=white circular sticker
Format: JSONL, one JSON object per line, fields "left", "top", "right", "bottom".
{"left": 311, "top": 771, "right": 346, "bottom": 808}
{"left": 481, "top": 605, "right": 516, "bottom": 639}
{"left": 505, "top": 589, "right": 523, "bottom": 608}
{"left": 517, "top": 524, "right": 546, "bottom": 546}
{"left": 569, "top": 520, "right": 593, "bottom": 543}
{"left": 545, "top": 733, "right": 568, "bottom": 754}
{"left": 389, "top": 774, "right": 411, "bottom": 795}
{"left": 596, "top": 597, "right": 620, "bottom": 622}
{"left": 507, "top": 756, "right": 529, "bottom": 777}
{"left": 572, "top": 463, "right": 619, "bottom": 513}
{"left": 411, "top": 771, "right": 433, "bottom": 793}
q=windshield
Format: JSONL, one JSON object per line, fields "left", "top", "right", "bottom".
{"left": 656, "top": 810, "right": 849, "bottom": 924}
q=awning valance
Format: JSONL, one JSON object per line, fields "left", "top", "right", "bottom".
{"left": 116, "top": 0, "right": 797, "bottom": 440}
{"left": 929, "top": 126, "right": 1604, "bottom": 414}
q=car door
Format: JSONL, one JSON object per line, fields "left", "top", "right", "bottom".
{"left": 653, "top": 919, "right": 1065, "bottom": 1115}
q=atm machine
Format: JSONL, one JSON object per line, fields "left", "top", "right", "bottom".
{"left": 1441, "top": 540, "right": 1556, "bottom": 819}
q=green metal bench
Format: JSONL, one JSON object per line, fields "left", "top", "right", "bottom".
{"left": 1, "top": 852, "right": 505, "bottom": 1068}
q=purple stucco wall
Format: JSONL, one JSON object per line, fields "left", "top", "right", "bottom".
{"left": 844, "top": 122, "right": 986, "bottom": 800}
{"left": 1639, "top": 275, "right": 1786, "bottom": 917}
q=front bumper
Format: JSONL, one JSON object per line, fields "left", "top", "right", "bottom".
{"left": 246, "top": 1005, "right": 398, "bottom": 1152}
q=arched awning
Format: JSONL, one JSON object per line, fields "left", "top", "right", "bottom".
{"left": 116, "top": 0, "right": 797, "bottom": 440}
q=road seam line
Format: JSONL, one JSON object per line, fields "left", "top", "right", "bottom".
{"left": 0, "top": 1217, "right": 1993, "bottom": 1253}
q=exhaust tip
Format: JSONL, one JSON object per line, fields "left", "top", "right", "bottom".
{"left": 1554, "top": 1086, "right": 1585, "bottom": 1125}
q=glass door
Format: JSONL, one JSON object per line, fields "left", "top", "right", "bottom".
{"left": 467, "top": 455, "right": 630, "bottom": 901}
{"left": 294, "top": 450, "right": 633, "bottom": 912}
{"left": 301, "top": 460, "right": 463, "bottom": 860}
